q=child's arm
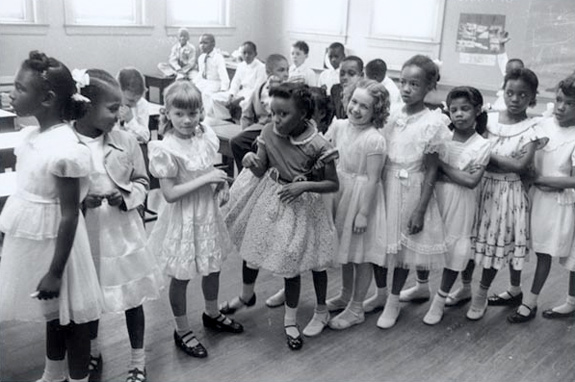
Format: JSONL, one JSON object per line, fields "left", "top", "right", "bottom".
{"left": 533, "top": 166, "right": 575, "bottom": 190}
{"left": 352, "top": 154, "right": 385, "bottom": 233}
{"left": 243, "top": 139, "right": 269, "bottom": 177}
{"left": 439, "top": 160, "right": 486, "bottom": 189}
{"left": 489, "top": 141, "right": 537, "bottom": 173}
{"left": 408, "top": 153, "right": 439, "bottom": 234}
{"left": 277, "top": 160, "right": 339, "bottom": 203}
{"left": 36, "top": 177, "right": 80, "bottom": 299}
{"left": 160, "top": 168, "right": 229, "bottom": 203}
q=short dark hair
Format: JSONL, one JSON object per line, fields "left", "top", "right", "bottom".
{"left": 402, "top": 55, "right": 440, "bottom": 89}
{"left": 503, "top": 67, "right": 539, "bottom": 107}
{"left": 507, "top": 58, "right": 525, "bottom": 68}
{"left": 309, "top": 86, "right": 334, "bottom": 133}
{"left": 365, "top": 59, "right": 388, "bottom": 81}
{"left": 328, "top": 42, "right": 345, "bottom": 54}
{"left": 292, "top": 41, "right": 309, "bottom": 55}
{"left": 265, "top": 54, "right": 288, "bottom": 75}
{"left": 117, "top": 67, "right": 146, "bottom": 95}
{"left": 557, "top": 74, "right": 575, "bottom": 98}
{"left": 269, "top": 82, "right": 315, "bottom": 120}
{"left": 342, "top": 56, "right": 364, "bottom": 73}
{"left": 242, "top": 41, "right": 257, "bottom": 54}
{"left": 446, "top": 86, "right": 487, "bottom": 135}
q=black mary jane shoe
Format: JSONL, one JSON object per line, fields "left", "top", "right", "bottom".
{"left": 173, "top": 330, "right": 208, "bottom": 358}
{"left": 542, "top": 309, "right": 575, "bottom": 319}
{"left": 285, "top": 325, "right": 304, "bottom": 351}
{"left": 488, "top": 292, "right": 523, "bottom": 307}
{"left": 219, "top": 294, "right": 256, "bottom": 315}
{"left": 126, "top": 367, "right": 146, "bottom": 382}
{"left": 507, "top": 304, "right": 537, "bottom": 324}
{"left": 202, "top": 313, "right": 244, "bottom": 333}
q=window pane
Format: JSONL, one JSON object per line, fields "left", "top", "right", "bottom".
{"left": 0, "top": 0, "right": 28, "bottom": 22}
{"left": 372, "top": 0, "right": 442, "bottom": 40}
{"left": 289, "top": 0, "right": 347, "bottom": 35}
{"left": 72, "top": 0, "right": 138, "bottom": 25}
{"left": 168, "top": 0, "right": 226, "bottom": 26}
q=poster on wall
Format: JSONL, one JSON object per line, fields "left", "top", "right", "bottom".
{"left": 456, "top": 13, "right": 506, "bottom": 66}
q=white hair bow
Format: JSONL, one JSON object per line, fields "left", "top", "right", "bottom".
{"left": 72, "top": 69, "right": 90, "bottom": 92}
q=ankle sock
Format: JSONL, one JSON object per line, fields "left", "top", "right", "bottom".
{"left": 90, "top": 338, "right": 100, "bottom": 358}
{"left": 129, "top": 348, "right": 145, "bottom": 371}
{"left": 471, "top": 286, "right": 488, "bottom": 310}
{"left": 204, "top": 299, "right": 219, "bottom": 317}
{"left": 40, "top": 357, "right": 67, "bottom": 382}
{"left": 508, "top": 285, "right": 522, "bottom": 297}
{"left": 284, "top": 306, "right": 299, "bottom": 337}
{"left": 315, "top": 304, "right": 327, "bottom": 315}
{"left": 552, "top": 295, "right": 575, "bottom": 314}
{"left": 174, "top": 315, "right": 190, "bottom": 336}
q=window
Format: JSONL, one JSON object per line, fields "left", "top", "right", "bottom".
{"left": 166, "top": 0, "right": 229, "bottom": 27}
{"left": 288, "top": 0, "right": 349, "bottom": 36}
{"left": 0, "top": 0, "right": 47, "bottom": 34}
{"left": 66, "top": 0, "right": 146, "bottom": 26}
{"left": 0, "top": 0, "right": 35, "bottom": 23}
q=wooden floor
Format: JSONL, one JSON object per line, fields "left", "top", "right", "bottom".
{"left": 1, "top": 246, "right": 574, "bottom": 382}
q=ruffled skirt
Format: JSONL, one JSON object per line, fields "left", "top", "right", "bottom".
{"left": 228, "top": 169, "right": 338, "bottom": 278}
{"left": 474, "top": 172, "right": 530, "bottom": 270}
{"left": 384, "top": 166, "right": 446, "bottom": 270}
{"left": 86, "top": 203, "right": 163, "bottom": 313}
{"left": 147, "top": 185, "right": 233, "bottom": 280}
{"left": 436, "top": 181, "right": 476, "bottom": 272}
{"left": 327, "top": 170, "right": 387, "bottom": 266}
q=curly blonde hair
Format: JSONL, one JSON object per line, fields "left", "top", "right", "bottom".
{"left": 347, "top": 79, "right": 390, "bottom": 129}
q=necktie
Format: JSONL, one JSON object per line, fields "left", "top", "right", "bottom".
{"left": 202, "top": 54, "right": 208, "bottom": 79}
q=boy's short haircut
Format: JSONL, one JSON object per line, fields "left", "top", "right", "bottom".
{"left": 342, "top": 55, "right": 364, "bottom": 73}
{"left": 178, "top": 27, "right": 190, "bottom": 38}
{"left": 507, "top": 58, "right": 525, "bottom": 68}
{"left": 328, "top": 42, "right": 345, "bottom": 54}
{"left": 242, "top": 41, "right": 257, "bottom": 53}
{"left": 292, "top": 40, "right": 310, "bottom": 55}
{"left": 265, "top": 54, "right": 288, "bottom": 75}
{"left": 365, "top": 59, "right": 388, "bottom": 80}
{"left": 117, "top": 67, "right": 146, "bottom": 95}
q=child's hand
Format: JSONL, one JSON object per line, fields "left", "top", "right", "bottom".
{"left": 511, "top": 146, "right": 528, "bottom": 160}
{"left": 35, "top": 271, "right": 62, "bottom": 300}
{"left": 84, "top": 194, "right": 104, "bottom": 209}
{"left": 407, "top": 210, "right": 425, "bottom": 235}
{"left": 106, "top": 190, "right": 124, "bottom": 207}
{"left": 217, "top": 187, "right": 230, "bottom": 207}
{"left": 242, "top": 152, "right": 259, "bottom": 169}
{"left": 205, "top": 169, "right": 229, "bottom": 184}
{"left": 278, "top": 182, "right": 307, "bottom": 204}
{"left": 353, "top": 212, "right": 368, "bottom": 234}
{"left": 119, "top": 105, "right": 133, "bottom": 122}
{"left": 465, "top": 163, "right": 484, "bottom": 174}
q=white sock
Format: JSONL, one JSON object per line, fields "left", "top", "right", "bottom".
{"left": 553, "top": 295, "right": 575, "bottom": 314}
{"left": 90, "top": 338, "right": 100, "bottom": 358}
{"left": 174, "top": 315, "right": 190, "bottom": 336}
{"left": 508, "top": 285, "right": 522, "bottom": 296}
{"left": 284, "top": 305, "right": 298, "bottom": 326}
{"left": 129, "top": 348, "right": 145, "bottom": 371}
{"left": 39, "top": 357, "right": 67, "bottom": 382}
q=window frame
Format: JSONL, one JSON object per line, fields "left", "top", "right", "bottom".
{"left": 0, "top": 0, "right": 48, "bottom": 35}
{"left": 164, "top": 0, "right": 235, "bottom": 37}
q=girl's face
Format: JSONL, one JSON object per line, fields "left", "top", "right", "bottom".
{"left": 271, "top": 96, "right": 304, "bottom": 136}
{"left": 290, "top": 47, "right": 307, "bottom": 67}
{"left": 448, "top": 97, "right": 481, "bottom": 133}
{"left": 347, "top": 88, "right": 375, "bottom": 128}
{"left": 503, "top": 78, "right": 535, "bottom": 115}
{"left": 339, "top": 60, "right": 362, "bottom": 88}
{"left": 167, "top": 106, "right": 202, "bottom": 139}
{"left": 87, "top": 88, "right": 122, "bottom": 134}
{"left": 555, "top": 89, "right": 575, "bottom": 127}
{"left": 399, "top": 65, "right": 430, "bottom": 106}
{"left": 122, "top": 89, "right": 142, "bottom": 108}
{"left": 9, "top": 68, "right": 45, "bottom": 117}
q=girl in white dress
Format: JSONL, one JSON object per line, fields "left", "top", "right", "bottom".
{"left": 508, "top": 75, "right": 575, "bottom": 322}
{"left": 75, "top": 69, "right": 163, "bottom": 382}
{"left": 147, "top": 81, "right": 242, "bottom": 359}
{"left": 324, "top": 79, "right": 389, "bottom": 330}
{"left": 0, "top": 51, "right": 102, "bottom": 382}
{"left": 376, "top": 55, "right": 451, "bottom": 329}
{"left": 467, "top": 68, "right": 547, "bottom": 321}
{"left": 422, "top": 87, "right": 492, "bottom": 325}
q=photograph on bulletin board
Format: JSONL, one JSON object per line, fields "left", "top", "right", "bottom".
{"left": 456, "top": 13, "right": 506, "bottom": 66}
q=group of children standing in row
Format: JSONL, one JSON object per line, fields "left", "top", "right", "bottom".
{"left": 1, "top": 39, "right": 575, "bottom": 382}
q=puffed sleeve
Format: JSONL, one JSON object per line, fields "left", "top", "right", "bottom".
{"left": 365, "top": 130, "right": 387, "bottom": 157}
{"left": 423, "top": 110, "right": 451, "bottom": 154}
{"left": 148, "top": 141, "right": 178, "bottom": 178}
{"left": 49, "top": 143, "right": 91, "bottom": 178}
{"left": 311, "top": 134, "right": 339, "bottom": 165}
{"left": 522, "top": 118, "right": 549, "bottom": 151}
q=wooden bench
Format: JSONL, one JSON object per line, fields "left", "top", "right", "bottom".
{"left": 0, "top": 131, "right": 22, "bottom": 172}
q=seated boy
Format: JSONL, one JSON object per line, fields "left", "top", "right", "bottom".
{"left": 117, "top": 67, "right": 150, "bottom": 143}
{"left": 288, "top": 40, "right": 317, "bottom": 86}
{"left": 318, "top": 42, "right": 345, "bottom": 94}
{"left": 330, "top": 56, "right": 364, "bottom": 119}
{"left": 210, "top": 41, "right": 267, "bottom": 121}
{"left": 194, "top": 33, "right": 230, "bottom": 113}
{"left": 365, "top": 58, "right": 402, "bottom": 107}
{"left": 157, "top": 28, "right": 197, "bottom": 80}
{"left": 230, "top": 54, "right": 290, "bottom": 171}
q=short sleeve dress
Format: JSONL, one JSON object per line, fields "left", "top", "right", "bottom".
{"left": 146, "top": 125, "right": 234, "bottom": 280}
{"left": 0, "top": 124, "right": 102, "bottom": 325}
{"left": 324, "top": 119, "right": 387, "bottom": 266}
{"left": 436, "top": 132, "right": 492, "bottom": 271}
{"left": 226, "top": 121, "right": 339, "bottom": 278}
{"left": 382, "top": 106, "right": 451, "bottom": 270}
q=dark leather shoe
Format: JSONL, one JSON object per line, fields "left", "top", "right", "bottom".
{"left": 507, "top": 304, "right": 537, "bottom": 323}
{"left": 173, "top": 331, "right": 208, "bottom": 358}
{"left": 542, "top": 309, "right": 575, "bottom": 319}
{"left": 488, "top": 292, "right": 523, "bottom": 306}
{"left": 219, "top": 294, "right": 256, "bottom": 315}
{"left": 285, "top": 325, "right": 303, "bottom": 351}
{"left": 202, "top": 313, "right": 244, "bottom": 333}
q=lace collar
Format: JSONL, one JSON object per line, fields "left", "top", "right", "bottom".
{"left": 272, "top": 120, "right": 318, "bottom": 146}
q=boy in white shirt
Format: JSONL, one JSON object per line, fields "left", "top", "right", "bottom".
{"left": 365, "top": 58, "right": 402, "bottom": 107}
{"left": 210, "top": 41, "right": 266, "bottom": 121}
{"left": 288, "top": 40, "right": 317, "bottom": 86}
{"left": 318, "top": 42, "right": 345, "bottom": 94}
{"left": 117, "top": 67, "right": 150, "bottom": 143}
{"left": 157, "top": 28, "right": 197, "bottom": 80}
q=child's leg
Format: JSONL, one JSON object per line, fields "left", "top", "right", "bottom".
{"left": 329, "top": 263, "right": 370, "bottom": 330}
{"left": 66, "top": 322, "right": 91, "bottom": 381}
{"left": 170, "top": 277, "right": 207, "bottom": 358}
{"left": 125, "top": 305, "right": 145, "bottom": 372}
{"left": 40, "top": 320, "right": 68, "bottom": 382}
{"left": 303, "top": 271, "right": 330, "bottom": 337}
{"left": 221, "top": 261, "right": 259, "bottom": 312}
{"left": 515, "top": 253, "right": 552, "bottom": 317}
{"left": 423, "top": 268, "right": 459, "bottom": 325}
{"left": 364, "top": 265, "right": 388, "bottom": 313}
{"left": 489, "top": 266, "right": 523, "bottom": 306}
{"left": 202, "top": 272, "right": 243, "bottom": 333}
{"left": 399, "top": 269, "right": 431, "bottom": 302}
{"left": 467, "top": 267, "right": 497, "bottom": 320}
{"left": 446, "top": 260, "right": 474, "bottom": 306}
{"left": 377, "top": 267, "right": 409, "bottom": 329}
{"left": 284, "top": 276, "right": 303, "bottom": 349}
{"left": 326, "top": 263, "right": 353, "bottom": 311}
{"left": 544, "top": 271, "right": 575, "bottom": 317}
{"left": 87, "top": 320, "right": 101, "bottom": 373}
